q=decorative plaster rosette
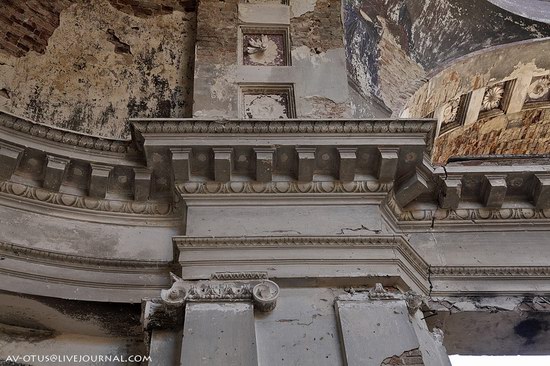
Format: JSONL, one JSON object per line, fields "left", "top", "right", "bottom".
{"left": 481, "top": 84, "right": 504, "bottom": 111}
{"left": 527, "top": 76, "right": 550, "bottom": 101}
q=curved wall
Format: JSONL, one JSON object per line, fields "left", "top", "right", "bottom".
{"left": 488, "top": 0, "right": 550, "bottom": 24}
{"left": 0, "top": 0, "right": 195, "bottom": 139}
{"left": 343, "top": 0, "right": 550, "bottom": 114}
{"left": 402, "top": 39, "right": 550, "bottom": 163}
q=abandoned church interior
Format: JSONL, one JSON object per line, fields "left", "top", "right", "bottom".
{"left": 1, "top": 0, "right": 550, "bottom": 365}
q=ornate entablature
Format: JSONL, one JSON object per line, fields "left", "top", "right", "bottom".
{"left": 1, "top": 112, "right": 550, "bottom": 300}
{"left": 2, "top": 111, "right": 549, "bottom": 224}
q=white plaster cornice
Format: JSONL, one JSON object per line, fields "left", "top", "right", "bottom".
{"left": 174, "top": 235, "right": 431, "bottom": 293}
{"left": 0, "top": 180, "right": 181, "bottom": 226}
{"left": 0, "top": 240, "right": 173, "bottom": 303}
{"left": 0, "top": 110, "right": 139, "bottom": 163}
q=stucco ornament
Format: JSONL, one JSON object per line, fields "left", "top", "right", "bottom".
{"left": 246, "top": 34, "right": 269, "bottom": 54}
{"left": 527, "top": 77, "right": 550, "bottom": 100}
{"left": 441, "top": 98, "right": 460, "bottom": 123}
{"left": 160, "top": 273, "right": 188, "bottom": 305}
{"left": 481, "top": 84, "right": 504, "bottom": 111}
{"left": 252, "top": 280, "right": 280, "bottom": 312}
{"left": 368, "top": 283, "right": 398, "bottom": 300}
{"left": 159, "top": 272, "right": 279, "bottom": 311}
{"left": 245, "top": 34, "right": 281, "bottom": 65}
{"left": 244, "top": 95, "right": 288, "bottom": 119}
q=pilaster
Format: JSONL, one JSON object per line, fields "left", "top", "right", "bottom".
{"left": 142, "top": 273, "right": 280, "bottom": 365}
{"left": 335, "top": 284, "right": 451, "bottom": 366}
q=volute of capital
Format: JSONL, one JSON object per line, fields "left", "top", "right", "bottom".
{"left": 143, "top": 272, "right": 280, "bottom": 330}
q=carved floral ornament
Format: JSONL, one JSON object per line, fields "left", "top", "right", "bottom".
{"left": 341, "top": 283, "right": 426, "bottom": 314}
{"left": 442, "top": 98, "right": 460, "bottom": 124}
{"left": 245, "top": 34, "right": 269, "bottom": 54}
{"left": 481, "top": 84, "right": 505, "bottom": 111}
{"left": 242, "top": 31, "right": 287, "bottom": 66}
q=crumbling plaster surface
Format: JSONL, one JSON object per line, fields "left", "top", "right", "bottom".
{"left": 193, "top": 0, "right": 359, "bottom": 119}
{"left": 0, "top": 292, "right": 144, "bottom": 365}
{"left": 0, "top": 292, "right": 141, "bottom": 337}
{"left": 434, "top": 109, "right": 550, "bottom": 164}
{"left": 404, "top": 39, "right": 550, "bottom": 118}
{"left": 0, "top": 0, "right": 195, "bottom": 139}
{"left": 343, "top": 0, "right": 550, "bottom": 114}
{"left": 401, "top": 39, "right": 550, "bottom": 163}
{"left": 427, "top": 296, "right": 550, "bottom": 355}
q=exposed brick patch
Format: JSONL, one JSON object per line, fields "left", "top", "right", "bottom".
{"left": 0, "top": 0, "right": 73, "bottom": 57}
{"left": 0, "top": 0, "right": 196, "bottom": 138}
{"left": 106, "top": 28, "right": 132, "bottom": 54}
{"left": 433, "top": 109, "right": 550, "bottom": 164}
{"left": 290, "top": 0, "right": 344, "bottom": 52}
{"left": 107, "top": 0, "right": 195, "bottom": 18}
{"left": 381, "top": 348, "right": 424, "bottom": 366}
{"left": 0, "top": 0, "right": 195, "bottom": 58}
{"left": 195, "top": 0, "right": 238, "bottom": 65}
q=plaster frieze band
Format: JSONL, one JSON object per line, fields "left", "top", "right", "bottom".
{"left": 174, "top": 235, "right": 430, "bottom": 292}
{"left": 0, "top": 240, "right": 173, "bottom": 302}
{"left": 176, "top": 180, "right": 393, "bottom": 195}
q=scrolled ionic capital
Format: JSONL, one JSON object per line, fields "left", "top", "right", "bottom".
{"left": 143, "top": 272, "right": 280, "bottom": 330}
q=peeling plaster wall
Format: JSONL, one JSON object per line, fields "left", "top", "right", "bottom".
{"left": 0, "top": 0, "right": 196, "bottom": 139}
{"left": 427, "top": 296, "right": 550, "bottom": 355}
{"left": 402, "top": 39, "right": 550, "bottom": 163}
{"left": 193, "top": 0, "right": 358, "bottom": 119}
{"left": 343, "top": 0, "right": 550, "bottom": 114}
{"left": 192, "top": 0, "right": 239, "bottom": 118}
{"left": 404, "top": 39, "right": 550, "bottom": 118}
{"left": 434, "top": 109, "right": 550, "bottom": 164}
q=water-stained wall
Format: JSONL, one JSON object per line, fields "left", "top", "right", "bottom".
{"left": 343, "top": 0, "right": 550, "bottom": 114}
{"left": 0, "top": 0, "right": 195, "bottom": 139}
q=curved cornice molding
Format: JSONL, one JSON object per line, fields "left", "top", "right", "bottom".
{"left": 0, "top": 180, "right": 180, "bottom": 225}
{"left": 0, "top": 240, "right": 173, "bottom": 303}
{"left": 0, "top": 110, "right": 136, "bottom": 155}
{"left": 487, "top": 0, "right": 550, "bottom": 24}
{"left": 383, "top": 191, "right": 550, "bottom": 227}
{"left": 0, "top": 240, "right": 170, "bottom": 269}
